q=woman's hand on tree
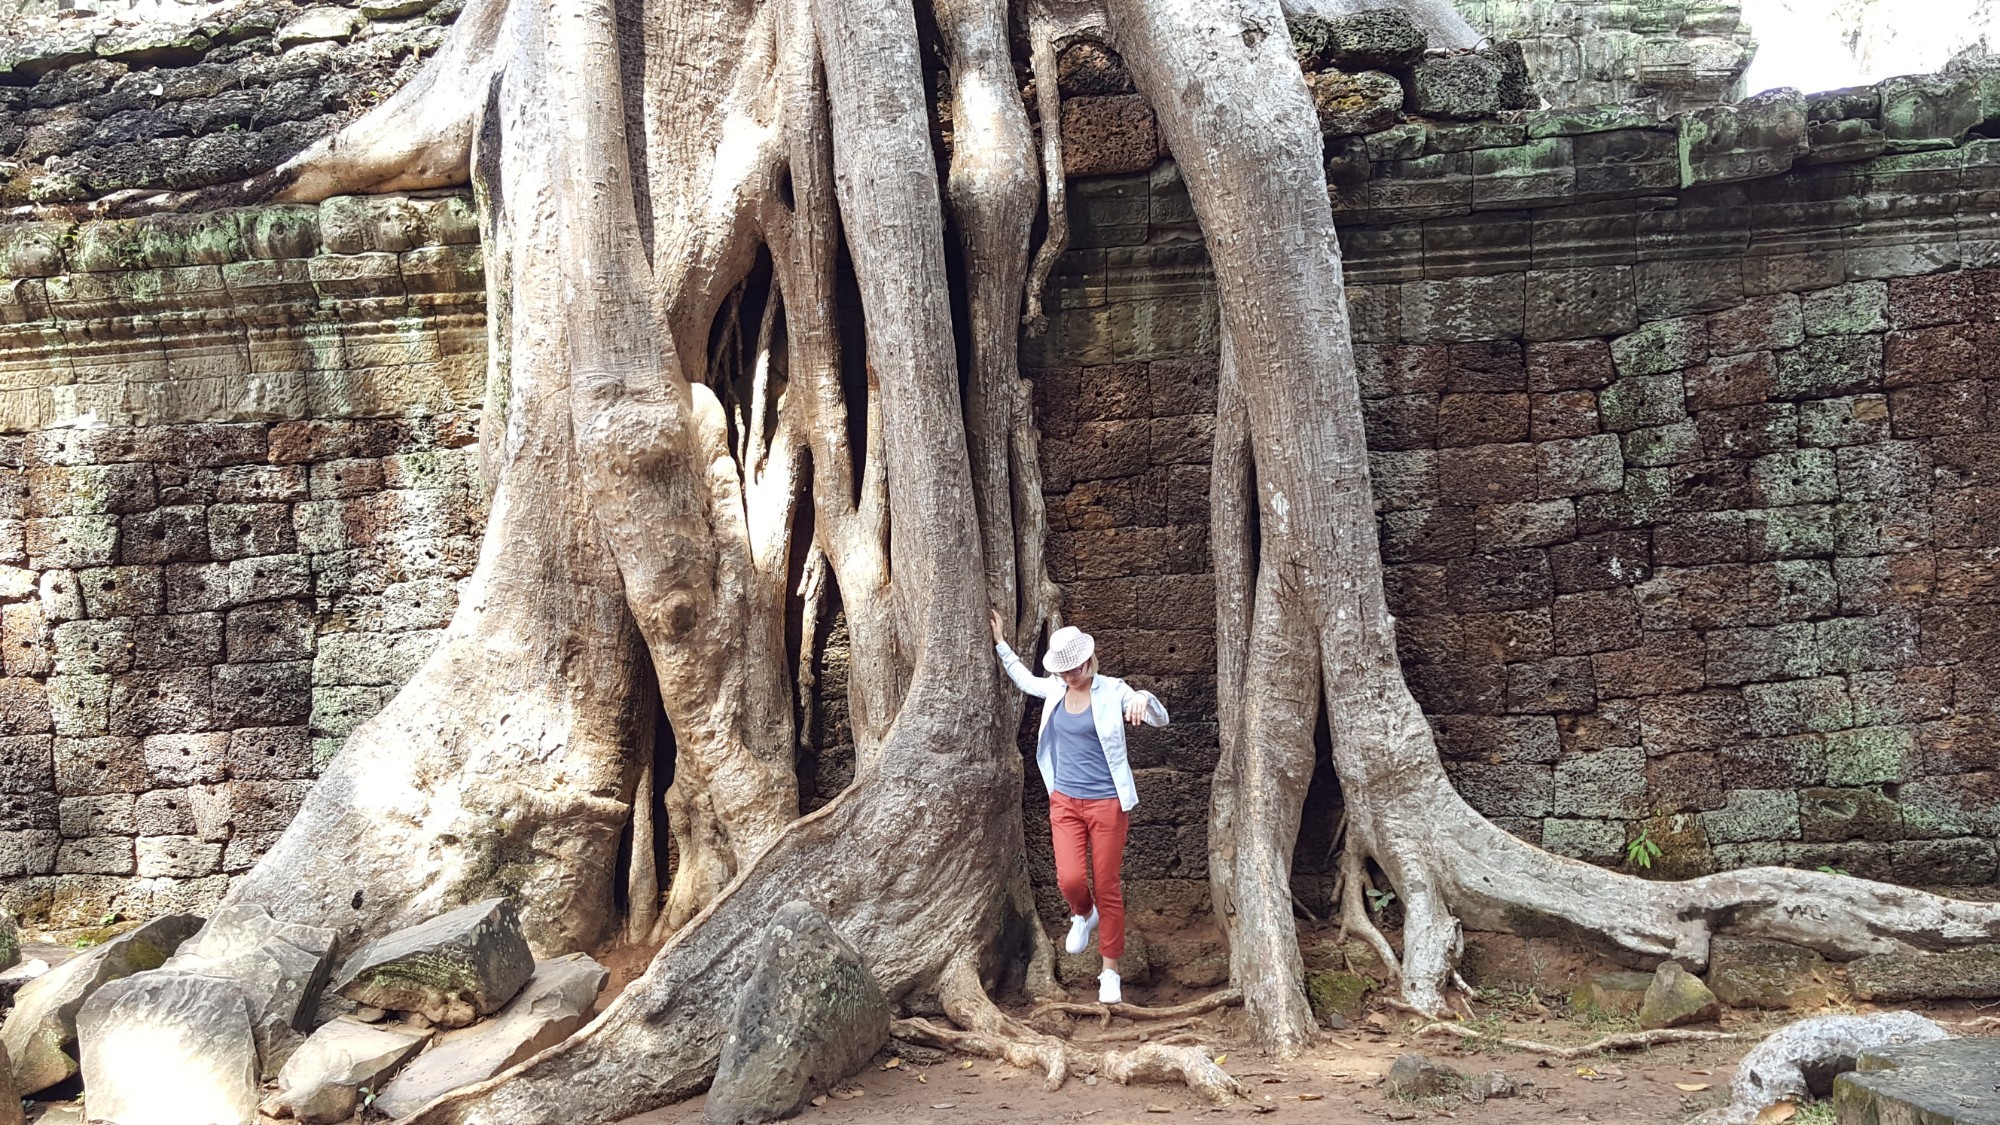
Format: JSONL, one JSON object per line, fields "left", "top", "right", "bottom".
{"left": 988, "top": 608, "right": 1007, "bottom": 645}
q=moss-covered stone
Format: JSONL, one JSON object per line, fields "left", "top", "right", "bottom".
{"left": 1637, "top": 961, "right": 1719, "bottom": 1029}
{"left": 1304, "top": 970, "right": 1373, "bottom": 1023}
{"left": 1571, "top": 971, "right": 1652, "bottom": 1018}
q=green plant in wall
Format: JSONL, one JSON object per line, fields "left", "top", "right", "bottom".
{"left": 1625, "top": 828, "right": 1662, "bottom": 870}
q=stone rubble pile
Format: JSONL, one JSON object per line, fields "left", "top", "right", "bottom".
{"left": 0, "top": 894, "right": 604, "bottom": 1125}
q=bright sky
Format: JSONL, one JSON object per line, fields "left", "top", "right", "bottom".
{"left": 1741, "top": 0, "right": 2000, "bottom": 95}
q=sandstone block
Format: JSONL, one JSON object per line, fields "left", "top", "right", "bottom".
{"left": 264, "top": 1019, "right": 430, "bottom": 1124}
{"left": 1706, "top": 936, "right": 1837, "bottom": 1009}
{"left": 333, "top": 898, "right": 535, "bottom": 1029}
{"left": 77, "top": 969, "right": 259, "bottom": 1125}
{"left": 0, "top": 913, "right": 201, "bottom": 1093}
{"left": 1638, "top": 961, "right": 1719, "bottom": 1029}
{"left": 373, "top": 953, "right": 606, "bottom": 1118}
{"left": 1834, "top": 1037, "right": 2000, "bottom": 1125}
{"left": 1307, "top": 70, "right": 1403, "bottom": 138}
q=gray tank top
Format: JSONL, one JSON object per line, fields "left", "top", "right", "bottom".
{"left": 1049, "top": 698, "right": 1117, "bottom": 800}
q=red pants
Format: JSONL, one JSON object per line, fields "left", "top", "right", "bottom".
{"left": 1050, "top": 792, "right": 1128, "bottom": 959}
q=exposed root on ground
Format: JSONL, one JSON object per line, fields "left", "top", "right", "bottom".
{"left": 1415, "top": 1021, "right": 1757, "bottom": 1058}
{"left": 1028, "top": 988, "right": 1243, "bottom": 1027}
{"left": 892, "top": 958, "right": 1244, "bottom": 1103}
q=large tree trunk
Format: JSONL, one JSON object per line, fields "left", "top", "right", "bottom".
{"left": 173, "top": 0, "right": 2000, "bottom": 1119}
{"left": 1109, "top": 0, "right": 2000, "bottom": 1051}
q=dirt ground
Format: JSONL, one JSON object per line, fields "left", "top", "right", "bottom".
{"left": 624, "top": 994, "right": 2000, "bottom": 1125}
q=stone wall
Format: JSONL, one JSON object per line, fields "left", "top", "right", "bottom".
{"left": 0, "top": 192, "right": 486, "bottom": 926}
{"left": 1019, "top": 75, "right": 2000, "bottom": 917}
{"left": 1451, "top": 0, "right": 1754, "bottom": 111}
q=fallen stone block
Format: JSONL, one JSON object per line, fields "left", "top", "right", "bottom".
{"left": 1849, "top": 943, "right": 2000, "bottom": 1001}
{"left": 372, "top": 953, "right": 606, "bottom": 1118}
{"left": 704, "top": 902, "right": 891, "bottom": 1125}
{"left": 1570, "top": 970, "right": 1652, "bottom": 1017}
{"left": 76, "top": 969, "right": 260, "bottom": 1125}
{"left": 1638, "top": 961, "right": 1719, "bottom": 1030}
{"left": 1308, "top": 71, "right": 1404, "bottom": 138}
{"left": 262, "top": 1018, "right": 431, "bottom": 1124}
{"left": 1290, "top": 10, "right": 1426, "bottom": 72}
{"left": 1834, "top": 1036, "right": 2000, "bottom": 1125}
{"left": 1304, "top": 970, "right": 1372, "bottom": 1023}
{"left": 164, "top": 902, "right": 338, "bottom": 1076}
{"left": 1706, "top": 936, "right": 1838, "bottom": 1010}
{"left": 333, "top": 898, "right": 535, "bottom": 1029}
{"left": 1412, "top": 53, "right": 1502, "bottom": 121}
{"left": 0, "top": 914, "right": 201, "bottom": 1094}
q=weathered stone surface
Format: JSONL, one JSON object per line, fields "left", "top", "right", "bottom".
{"left": 1060, "top": 95, "right": 1159, "bottom": 178}
{"left": 1678, "top": 89, "right": 1808, "bottom": 187}
{"left": 0, "top": 913, "right": 199, "bottom": 1093}
{"left": 1385, "top": 1053, "right": 1461, "bottom": 1100}
{"left": 372, "top": 953, "right": 605, "bottom": 1118}
{"left": 0, "top": 1043, "right": 19, "bottom": 1125}
{"left": 1849, "top": 944, "right": 2000, "bottom": 1001}
{"left": 160, "top": 902, "right": 337, "bottom": 1075}
{"left": 1638, "top": 961, "right": 1719, "bottom": 1029}
{"left": 1290, "top": 10, "right": 1426, "bottom": 72}
{"left": 1835, "top": 1037, "right": 2000, "bottom": 1125}
{"left": 0, "top": 909, "right": 16, "bottom": 972}
{"left": 263, "top": 1018, "right": 430, "bottom": 1124}
{"left": 1706, "top": 936, "right": 1837, "bottom": 1010}
{"left": 332, "top": 898, "right": 534, "bottom": 1029}
{"left": 1722, "top": 1011, "right": 1948, "bottom": 1122}
{"left": 1057, "top": 929, "right": 1151, "bottom": 987}
{"left": 703, "top": 903, "right": 891, "bottom": 1125}
{"left": 76, "top": 969, "right": 259, "bottom": 1125}
{"left": 1308, "top": 70, "right": 1404, "bottom": 138}
{"left": 1304, "top": 970, "right": 1372, "bottom": 1023}
{"left": 1412, "top": 53, "right": 1503, "bottom": 121}
{"left": 1571, "top": 970, "right": 1651, "bottom": 1017}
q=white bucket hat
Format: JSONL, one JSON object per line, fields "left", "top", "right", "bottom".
{"left": 1043, "top": 625, "right": 1096, "bottom": 674}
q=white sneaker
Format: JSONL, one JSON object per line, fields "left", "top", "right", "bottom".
{"left": 1064, "top": 907, "right": 1099, "bottom": 955}
{"left": 1098, "top": 968, "right": 1122, "bottom": 1005}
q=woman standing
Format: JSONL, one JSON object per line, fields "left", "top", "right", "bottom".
{"left": 991, "top": 610, "right": 1169, "bottom": 1003}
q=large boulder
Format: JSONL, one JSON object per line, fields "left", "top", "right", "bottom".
{"left": 75, "top": 970, "right": 260, "bottom": 1125}
{"left": 160, "top": 903, "right": 338, "bottom": 1076}
{"left": 372, "top": 953, "right": 606, "bottom": 1119}
{"left": 1706, "top": 936, "right": 1839, "bottom": 1009}
{"left": 702, "top": 902, "right": 891, "bottom": 1125}
{"left": 262, "top": 1019, "right": 431, "bottom": 1124}
{"left": 332, "top": 898, "right": 535, "bottom": 1029}
{"left": 0, "top": 914, "right": 201, "bottom": 1094}
{"left": 1638, "top": 961, "right": 1720, "bottom": 1030}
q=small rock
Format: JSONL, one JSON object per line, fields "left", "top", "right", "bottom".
{"left": 1848, "top": 944, "right": 2000, "bottom": 1001}
{"left": 1638, "top": 961, "right": 1720, "bottom": 1030}
{"left": 1304, "top": 970, "right": 1372, "bottom": 1024}
{"left": 1570, "top": 971, "right": 1653, "bottom": 1018}
{"left": 1307, "top": 71, "right": 1404, "bottom": 137}
{"left": 352, "top": 1005, "right": 388, "bottom": 1022}
{"left": 262, "top": 1019, "right": 431, "bottom": 1124}
{"left": 0, "top": 914, "right": 201, "bottom": 1094}
{"left": 76, "top": 970, "right": 260, "bottom": 1125}
{"left": 1290, "top": 10, "right": 1426, "bottom": 72}
{"left": 333, "top": 898, "right": 535, "bottom": 1030}
{"left": 1383, "top": 1053, "right": 1460, "bottom": 1100}
{"left": 372, "top": 953, "right": 606, "bottom": 1118}
{"left": 1707, "top": 936, "right": 1838, "bottom": 1009}
{"left": 703, "top": 903, "right": 892, "bottom": 1125}
{"left": 1462, "top": 1070, "right": 1521, "bottom": 1103}
{"left": 275, "top": 6, "right": 366, "bottom": 47}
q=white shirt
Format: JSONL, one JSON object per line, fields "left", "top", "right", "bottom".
{"left": 995, "top": 642, "right": 1170, "bottom": 812}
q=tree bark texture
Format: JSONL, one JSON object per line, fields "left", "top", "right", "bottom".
{"left": 183, "top": 0, "right": 2000, "bottom": 1118}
